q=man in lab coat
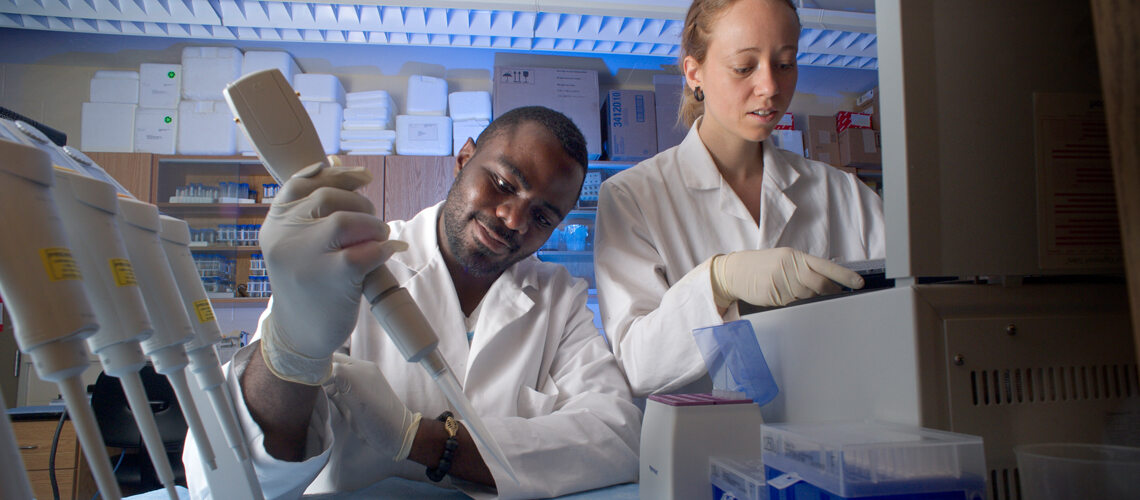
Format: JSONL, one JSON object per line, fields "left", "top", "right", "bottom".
{"left": 183, "top": 106, "right": 640, "bottom": 499}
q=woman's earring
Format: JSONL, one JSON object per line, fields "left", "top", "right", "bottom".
{"left": 694, "top": 86, "right": 705, "bottom": 102}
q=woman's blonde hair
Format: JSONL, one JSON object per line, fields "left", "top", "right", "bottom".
{"left": 678, "top": 0, "right": 800, "bottom": 128}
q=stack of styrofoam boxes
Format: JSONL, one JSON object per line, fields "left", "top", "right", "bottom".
{"left": 449, "top": 91, "right": 491, "bottom": 155}
{"left": 293, "top": 74, "right": 346, "bottom": 155}
{"left": 341, "top": 90, "right": 398, "bottom": 155}
{"left": 81, "top": 70, "right": 139, "bottom": 152}
{"left": 134, "top": 63, "right": 182, "bottom": 154}
{"left": 178, "top": 46, "right": 242, "bottom": 155}
{"left": 396, "top": 75, "right": 452, "bottom": 156}
{"left": 237, "top": 51, "right": 303, "bottom": 155}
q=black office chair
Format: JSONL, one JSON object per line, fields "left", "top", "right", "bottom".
{"left": 91, "top": 364, "right": 188, "bottom": 496}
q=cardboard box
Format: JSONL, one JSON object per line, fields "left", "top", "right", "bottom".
{"left": 769, "top": 129, "right": 804, "bottom": 157}
{"left": 775, "top": 113, "right": 795, "bottom": 130}
{"left": 653, "top": 74, "right": 687, "bottom": 153}
{"left": 838, "top": 128, "right": 881, "bottom": 167}
{"left": 804, "top": 115, "right": 840, "bottom": 166}
{"left": 603, "top": 89, "right": 657, "bottom": 161}
{"left": 494, "top": 66, "right": 602, "bottom": 159}
{"left": 854, "top": 86, "right": 880, "bottom": 131}
{"left": 835, "top": 111, "right": 873, "bottom": 134}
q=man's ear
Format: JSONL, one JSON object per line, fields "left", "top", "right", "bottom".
{"left": 455, "top": 137, "right": 476, "bottom": 176}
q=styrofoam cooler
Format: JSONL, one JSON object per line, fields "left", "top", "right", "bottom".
{"left": 181, "top": 46, "right": 243, "bottom": 100}
{"left": 177, "top": 100, "right": 237, "bottom": 155}
{"left": 406, "top": 75, "right": 448, "bottom": 116}
{"left": 134, "top": 108, "right": 178, "bottom": 154}
{"left": 293, "top": 74, "right": 345, "bottom": 104}
{"left": 302, "top": 101, "right": 344, "bottom": 155}
{"left": 90, "top": 70, "right": 140, "bottom": 104}
{"left": 396, "top": 115, "right": 452, "bottom": 156}
{"left": 452, "top": 119, "right": 489, "bottom": 155}
{"left": 448, "top": 91, "right": 491, "bottom": 121}
{"left": 340, "top": 129, "right": 396, "bottom": 141}
{"left": 346, "top": 90, "right": 395, "bottom": 108}
{"left": 241, "top": 51, "right": 301, "bottom": 84}
{"left": 340, "top": 139, "right": 394, "bottom": 155}
{"left": 81, "top": 102, "right": 137, "bottom": 152}
{"left": 139, "top": 63, "right": 182, "bottom": 109}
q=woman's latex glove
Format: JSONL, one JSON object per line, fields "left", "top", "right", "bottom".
{"left": 259, "top": 158, "right": 407, "bottom": 385}
{"left": 324, "top": 353, "right": 422, "bottom": 462}
{"left": 710, "top": 248, "right": 865, "bottom": 309}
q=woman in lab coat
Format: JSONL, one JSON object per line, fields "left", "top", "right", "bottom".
{"left": 594, "top": 0, "right": 886, "bottom": 398}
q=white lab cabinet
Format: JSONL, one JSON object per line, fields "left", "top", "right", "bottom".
{"left": 745, "top": 283, "right": 1136, "bottom": 497}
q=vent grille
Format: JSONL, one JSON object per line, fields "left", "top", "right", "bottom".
{"left": 970, "top": 364, "right": 1140, "bottom": 406}
{"left": 991, "top": 468, "right": 1022, "bottom": 500}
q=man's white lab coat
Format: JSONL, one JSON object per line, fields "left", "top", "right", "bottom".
{"left": 594, "top": 121, "right": 886, "bottom": 398}
{"left": 185, "top": 203, "right": 641, "bottom": 499}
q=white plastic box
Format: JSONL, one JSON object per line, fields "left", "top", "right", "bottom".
{"left": 452, "top": 119, "right": 489, "bottom": 155}
{"left": 241, "top": 51, "right": 301, "bottom": 84}
{"left": 293, "top": 74, "right": 345, "bottom": 104}
{"left": 710, "top": 457, "right": 767, "bottom": 500}
{"left": 396, "top": 115, "right": 452, "bottom": 156}
{"left": 90, "top": 70, "right": 139, "bottom": 104}
{"left": 181, "top": 46, "right": 243, "bottom": 101}
{"left": 139, "top": 64, "right": 182, "bottom": 109}
{"left": 448, "top": 91, "right": 492, "bottom": 121}
{"left": 81, "top": 102, "right": 136, "bottom": 152}
{"left": 303, "top": 101, "right": 344, "bottom": 155}
{"left": 761, "top": 421, "right": 986, "bottom": 499}
{"left": 133, "top": 107, "right": 178, "bottom": 154}
{"left": 177, "top": 100, "right": 237, "bottom": 155}
{"left": 406, "top": 75, "right": 448, "bottom": 116}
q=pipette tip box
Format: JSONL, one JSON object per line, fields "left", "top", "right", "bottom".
{"left": 711, "top": 456, "right": 768, "bottom": 500}
{"left": 761, "top": 421, "right": 986, "bottom": 499}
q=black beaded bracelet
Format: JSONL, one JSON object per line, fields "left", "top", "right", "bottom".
{"left": 426, "top": 411, "right": 459, "bottom": 482}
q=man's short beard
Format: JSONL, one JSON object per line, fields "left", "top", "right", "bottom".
{"left": 441, "top": 191, "right": 520, "bottom": 278}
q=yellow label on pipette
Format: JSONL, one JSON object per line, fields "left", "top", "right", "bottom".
{"left": 40, "top": 248, "right": 82, "bottom": 281}
{"left": 193, "top": 299, "right": 216, "bottom": 323}
{"left": 109, "top": 258, "right": 139, "bottom": 286}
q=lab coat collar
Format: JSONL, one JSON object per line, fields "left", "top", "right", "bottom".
{"left": 677, "top": 117, "right": 723, "bottom": 191}
{"left": 676, "top": 117, "right": 805, "bottom": 234}
{"left": 386, "top": 202, "right": 539, "bottom": 383}
{"left": 759, "top": 142, "right": 802, "bottom": 248}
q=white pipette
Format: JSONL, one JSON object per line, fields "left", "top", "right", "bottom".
{"left": 58, "top": 134, "right": 264, "bottom": 498}
{"left": 157, "top": 214, "right": 267, "bottom": 500}
{"left": 52, "top": 167, "right": 180, "bottom": 500}
{"left": 0, "top": 139, "right": 123, "bottom": 500}
{"left": 224, "top": 69, "right": 519, "bottom": 483}
{"left": 116, "top": 197, "right": 219, "bottom": 473}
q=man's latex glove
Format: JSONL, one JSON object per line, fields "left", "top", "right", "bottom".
{"left": 259, "top": 158, "right": 407, "bottom": 385}
{"left": 324, "top": 353, "right": 422, "bottom": 462}
{"left": 710, "top": 248, "right": 865, "bottom": 309}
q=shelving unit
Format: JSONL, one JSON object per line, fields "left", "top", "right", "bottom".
{"left": 152, "top": 155, "right": 275, "bottom": 303}
{"left": 535, "top": 160, "right": 635, "bottom": 289}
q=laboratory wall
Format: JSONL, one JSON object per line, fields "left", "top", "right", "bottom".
{"left": 0, "top": 28, "right": 861, "bottom": 147}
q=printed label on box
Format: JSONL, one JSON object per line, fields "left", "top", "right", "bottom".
{"left": 409, "top": 123, "right": 440, "bottom": 141}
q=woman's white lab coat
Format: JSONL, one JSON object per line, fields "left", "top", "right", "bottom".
{"left": 594, "top": 121, "right": 885, "bottom": 398}
{"left": 185, "top": 203, "right": 641, "bottom": 499}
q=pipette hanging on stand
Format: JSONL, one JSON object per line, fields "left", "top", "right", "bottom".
{"left": 0, "top": 139, "right": 123, "bottom": 500}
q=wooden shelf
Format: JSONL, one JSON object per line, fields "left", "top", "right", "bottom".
{"left": 209, "top": 297, "right": 270, "bottom": 305}
{"left": 187, "top": 245, "right": 262, "bottom": 253}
